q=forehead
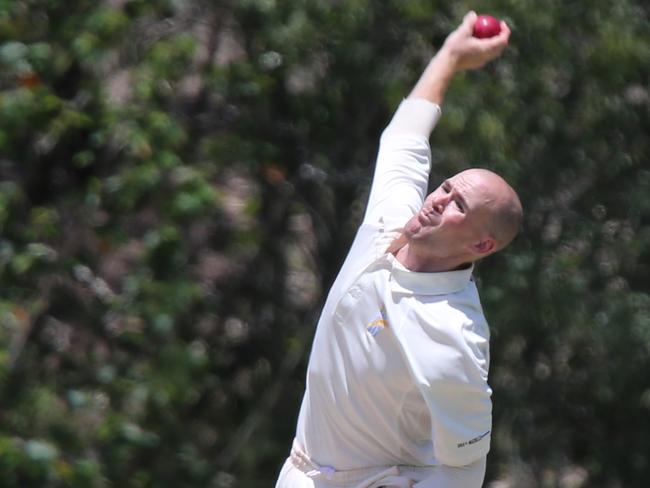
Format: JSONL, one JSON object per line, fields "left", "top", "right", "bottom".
{"left": 449, "top": 169, "right": 489, "bottom": 187}
{"left": 426, "top": 171, "right": 500, "bottom": 213}
{"left": 437, "top": 171, "right": 491, "bottom": 197}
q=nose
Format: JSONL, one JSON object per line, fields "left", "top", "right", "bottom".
{"left": 431, "top": 193, "right": 451, "bottom": 213}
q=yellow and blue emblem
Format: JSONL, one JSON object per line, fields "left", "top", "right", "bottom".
{"left": 366, "top": 308, "right": 388, "bottom": 337}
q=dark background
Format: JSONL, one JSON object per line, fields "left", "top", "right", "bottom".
{"left": 1, "top": 0, "right": 649, "bottom": 486}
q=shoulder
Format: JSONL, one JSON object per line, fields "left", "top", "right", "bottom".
{"left": 406, "top": 288, "right": 491, "bottom": 379}
{"left": 414, "top": 284, "right": 488, "bottom": 333}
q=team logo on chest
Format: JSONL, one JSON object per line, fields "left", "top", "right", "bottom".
{"left": 366, "top": 306, "right": 388, "bottom": 337}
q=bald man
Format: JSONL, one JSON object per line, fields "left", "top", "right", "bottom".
{"left": 276, "top": 12, "right": 521, "bottom": 488}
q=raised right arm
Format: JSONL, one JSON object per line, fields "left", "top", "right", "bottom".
{"left": 409, "top": 11, "right": 510, "bottom": 105}
{"left": 363, "top": 11, "right": 510, "bottom": 227}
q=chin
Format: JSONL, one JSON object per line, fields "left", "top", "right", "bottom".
{"left": 403, "top": 222, "right": 420, "bottom": 239}
{"left": 403, "top": 216, "right": 422, "bottom": 238}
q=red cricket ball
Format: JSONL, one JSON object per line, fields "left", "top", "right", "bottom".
{"left": 473, "top": 15, "right": 502, "bottom": 39}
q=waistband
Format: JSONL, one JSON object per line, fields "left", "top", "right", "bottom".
{"left": 290, "top": 439, "right": 432, "bottom": 488}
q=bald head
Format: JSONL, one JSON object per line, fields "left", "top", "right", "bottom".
{"left": 400, "top": 168, "right": 523, "bottom": 271}
{"left": 460, "top": 168, "right": 523, "bottom": 251}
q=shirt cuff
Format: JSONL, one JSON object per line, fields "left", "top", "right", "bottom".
{"left": 384, "top": 98, "right": 442, "bottom": 138}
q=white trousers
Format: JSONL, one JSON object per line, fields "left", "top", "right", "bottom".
{"left": 275, "top": 456, "right": 315, "bottom": 488}
{"left": 274, "top": 439, "right": 431, "bottom": 488}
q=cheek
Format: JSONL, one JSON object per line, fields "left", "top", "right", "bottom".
{"left": 441, "top": 215, "right": 475, "bottom": 239}
{"left": 443, "top": 212, "right": 465, "bottom": 226}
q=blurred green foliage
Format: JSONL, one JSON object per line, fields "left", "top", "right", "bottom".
{"left": 0, "top": 0, "right": 649, "bottom": 486}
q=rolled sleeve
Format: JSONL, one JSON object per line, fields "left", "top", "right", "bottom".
{"left": 382, "top": 98, "right": 442, "bottom": 139}
{"left": 364, "top": 99, "right": 442, "bottom": 225}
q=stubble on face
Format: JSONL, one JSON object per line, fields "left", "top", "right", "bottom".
{"left": 395, "top": 169, "right": 520, "bottom": 270}
{"left": 403, "top": 169, "right": 499, "bottom": 247}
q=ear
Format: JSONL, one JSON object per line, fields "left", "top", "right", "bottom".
{"left": 470, "top": 237, "right": 496, "bottom": 256}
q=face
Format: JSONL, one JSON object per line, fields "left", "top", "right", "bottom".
{"left": 403, "top": 169, "right": 497, "bottom": 260}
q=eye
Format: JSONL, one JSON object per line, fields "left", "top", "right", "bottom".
{"left": 454, "top": 200, "right": 465, "bottom": 213}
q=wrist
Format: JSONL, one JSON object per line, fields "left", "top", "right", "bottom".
{"left": 432, "top": 47, "right": 461, "bottom": 77}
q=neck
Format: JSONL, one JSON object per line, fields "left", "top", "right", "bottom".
{"left": 393, "top": 241, "right": 473, "bottom": 273}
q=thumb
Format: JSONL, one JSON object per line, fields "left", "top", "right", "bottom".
{"left": 459, "top": 10, "right": 478, "bottom": 34}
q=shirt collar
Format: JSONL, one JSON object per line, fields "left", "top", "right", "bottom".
{"left": 386, "top": 252, "right": 473, "bottom": 296}
{"left": 374, "top": 216, "right": 473, "bottom": 295}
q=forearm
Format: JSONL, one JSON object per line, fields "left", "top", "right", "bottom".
{"left": 413, "top": 456, "right": 486, "bottom": 488}
{"left": 407, "top": 49, "right": 458, "bottom": 106}
{"left": 408, "top": 10, "right": 510, "bottom": 106}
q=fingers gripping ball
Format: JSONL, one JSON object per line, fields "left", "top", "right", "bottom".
{"left": 473, "top": 15, "right": 502, "bottom": 38}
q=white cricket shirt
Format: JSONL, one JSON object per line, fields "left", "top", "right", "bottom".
{"left": 294, "top": 98, "right": 492, "bottom": 472}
